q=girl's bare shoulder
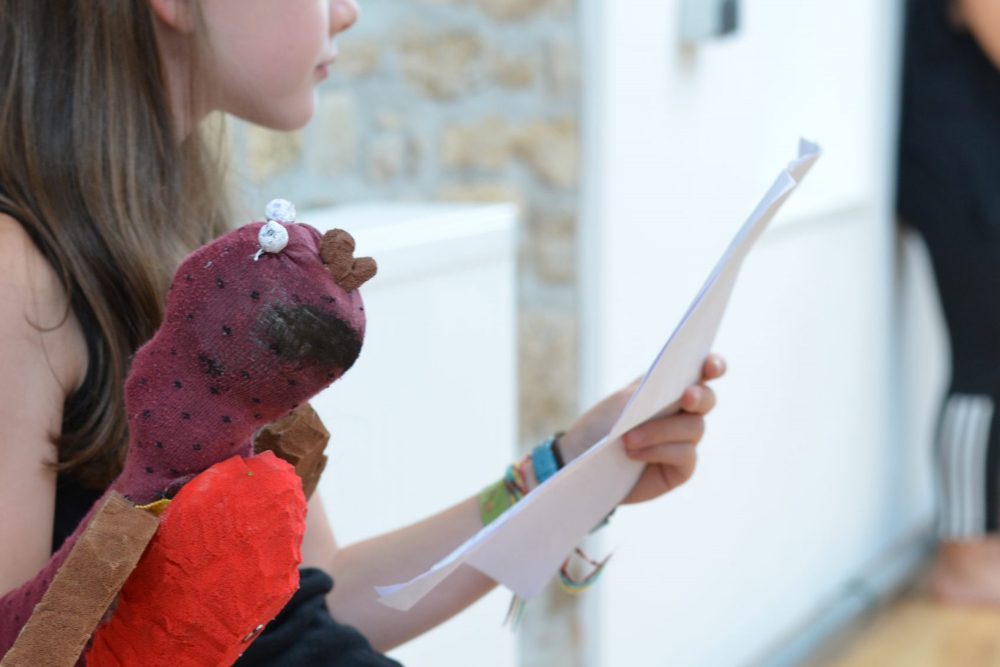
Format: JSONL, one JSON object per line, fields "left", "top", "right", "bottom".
{"left": 0, "top": 212, "right": 88, "bottom": 593}
{"left": 0, "top": 212, "right": 87, "bottom": 397}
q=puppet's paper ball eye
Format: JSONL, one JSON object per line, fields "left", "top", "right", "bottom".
{"left": 258, "top": 221, "right": 289, "bottom": 254}
{"left": 265, "top": 198, "right": 296, "bottom": 224}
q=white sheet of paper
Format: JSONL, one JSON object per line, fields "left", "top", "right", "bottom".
{"left": 376, "top": 140, "right": 822, "bottom": 610}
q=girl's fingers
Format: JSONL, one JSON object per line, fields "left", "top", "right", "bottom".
{"left": 702, "top": 354, "right": 726, "bottom": 381}
{"left": 624, "top": 375, "right": 643, "bottom": 394}
{"left": 681, "top": 384, "right": 716, "bottom": 415}
{"left": 623, "top": 414, "right": 705, "bottom": 451}
{"left": 625, "top": 442, "right": 698, "bottom": 468}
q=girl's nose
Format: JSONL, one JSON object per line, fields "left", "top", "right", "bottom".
{"left": 331, "top": 0, "right": 360, "bottom": 35}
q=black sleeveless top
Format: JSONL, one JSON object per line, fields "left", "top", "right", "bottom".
{"left": 897, "top": 0, "right": 1000, "bottom": 236}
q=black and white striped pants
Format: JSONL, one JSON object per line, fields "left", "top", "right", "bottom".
{"left": 917, "top": 221, "right": 1000, "bottom": 541}
{"left": 936, "top": 394, "right": 998, "bottom": 539}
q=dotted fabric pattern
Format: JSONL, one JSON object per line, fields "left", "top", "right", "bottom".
{"left": 114, "top": 221, "right": 366, "bottom": 505}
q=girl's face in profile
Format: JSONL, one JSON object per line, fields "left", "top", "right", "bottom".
{"left": 198, "top": 0, "right": 359, "bottom": 130}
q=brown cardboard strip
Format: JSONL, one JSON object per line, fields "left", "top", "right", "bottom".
{"left": 254, "top": 402, "right": 330, "bottom": 499}
{"left": 1, "top": 492, "right": 159, "bottom": 667}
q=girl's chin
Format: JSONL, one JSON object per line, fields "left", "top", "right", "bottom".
{"left": 246, "top": 93, "right": 317, "bottom": 133}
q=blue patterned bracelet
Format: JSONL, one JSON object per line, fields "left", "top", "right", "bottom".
{"left": 531, "top": 435, "right": 561, "bottom": 485}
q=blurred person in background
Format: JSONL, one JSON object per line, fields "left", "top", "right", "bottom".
{"left": 897, "top": 0, "right": 1000, "bottom": 606}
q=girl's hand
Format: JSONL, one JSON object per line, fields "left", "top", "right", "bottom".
{"left": 557, "top": 354, "right": 726, "bottom": 505}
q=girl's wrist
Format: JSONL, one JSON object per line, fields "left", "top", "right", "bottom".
{"left": 477, "top": 433, "right": 566, "bottom": 526}
{"left": 555, "top": 429, "right": 588, "bottom": 464}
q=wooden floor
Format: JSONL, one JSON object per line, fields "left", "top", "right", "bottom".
{"left": 815, "top": 595, "right": 1000, "bottom": 667}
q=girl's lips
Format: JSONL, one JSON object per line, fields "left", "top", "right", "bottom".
{"left": 315, "top": 41, "right": 338, "bottom": 81}
{"left": 316, "top": 52, "right": 337, "bottom": 80}
{"left": 318, "top": 46, "right": 339, "bottom": 69}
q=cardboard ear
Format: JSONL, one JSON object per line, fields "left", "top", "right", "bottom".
{"left": 320, "top": 229, "right": 377, "bottom": 292}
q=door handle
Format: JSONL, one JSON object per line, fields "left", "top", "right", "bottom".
{"left": 680, "top": 0, "right": 740, "bottom": 43}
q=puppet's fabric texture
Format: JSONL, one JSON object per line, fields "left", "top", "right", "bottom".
{"left": 0, "top": 495, "right": 158, "bottom": 667}
{"left": 86, "top": 454, "right": 306, "bottom": 667}
{"left": 1, "top": 217, "right": 374, "bottom": 662}
{"left": 235, "top": 568, "right": 404, "bottom": 667}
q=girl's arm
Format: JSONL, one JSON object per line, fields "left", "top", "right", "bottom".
{"left": 302, "top": 490, "right": 493, "bottom": 654}
{"left": 301, "top": 357, "right": 724, "bottom": 653}
{"left": 0, "top": 215, "right": 87, "bottom": 595}
{"left": 957, "top": 0, "right": 1000, "bottom": 69}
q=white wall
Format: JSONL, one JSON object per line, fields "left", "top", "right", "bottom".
{"left": 306, "top": 203, "right": 518, "bottom": 667}
{"left": 579, "top": 1, "right": 931, "bottom": 664}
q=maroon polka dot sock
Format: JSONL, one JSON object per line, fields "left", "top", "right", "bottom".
{"left": 113, "top": 221, "right": 369, "bottom": 504}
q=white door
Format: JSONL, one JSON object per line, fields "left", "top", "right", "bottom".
{"left": 579, "top": 1, "right": 928, "bottom": 665}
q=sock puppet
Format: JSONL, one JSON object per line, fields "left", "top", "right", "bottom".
{"left": 0, "top": 200, "right": 376, "bottom": 666}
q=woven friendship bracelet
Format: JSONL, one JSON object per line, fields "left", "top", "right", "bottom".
{"left": 479, "top": 433, "right": 571, "bottom": 528}
{"left": 478, "top": 479, "right": 515, "bottom": 526}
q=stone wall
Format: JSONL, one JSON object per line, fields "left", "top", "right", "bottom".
{"left": 229, "top": 1, "right": 585, "bottom": 664}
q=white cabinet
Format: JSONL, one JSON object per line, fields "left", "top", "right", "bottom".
{"left": 580, "top": 2, "right": 927, "bottom": 665}
{"left": 306, "top": 203, "right": 517, "bottom": 667}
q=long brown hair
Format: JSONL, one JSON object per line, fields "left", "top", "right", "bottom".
{"left": 0, "top": 0, "right": 232, "bottom": 488}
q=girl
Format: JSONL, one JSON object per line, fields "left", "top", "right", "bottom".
{"left": 0, "top": 0, "right": 725, "bottom": 663}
